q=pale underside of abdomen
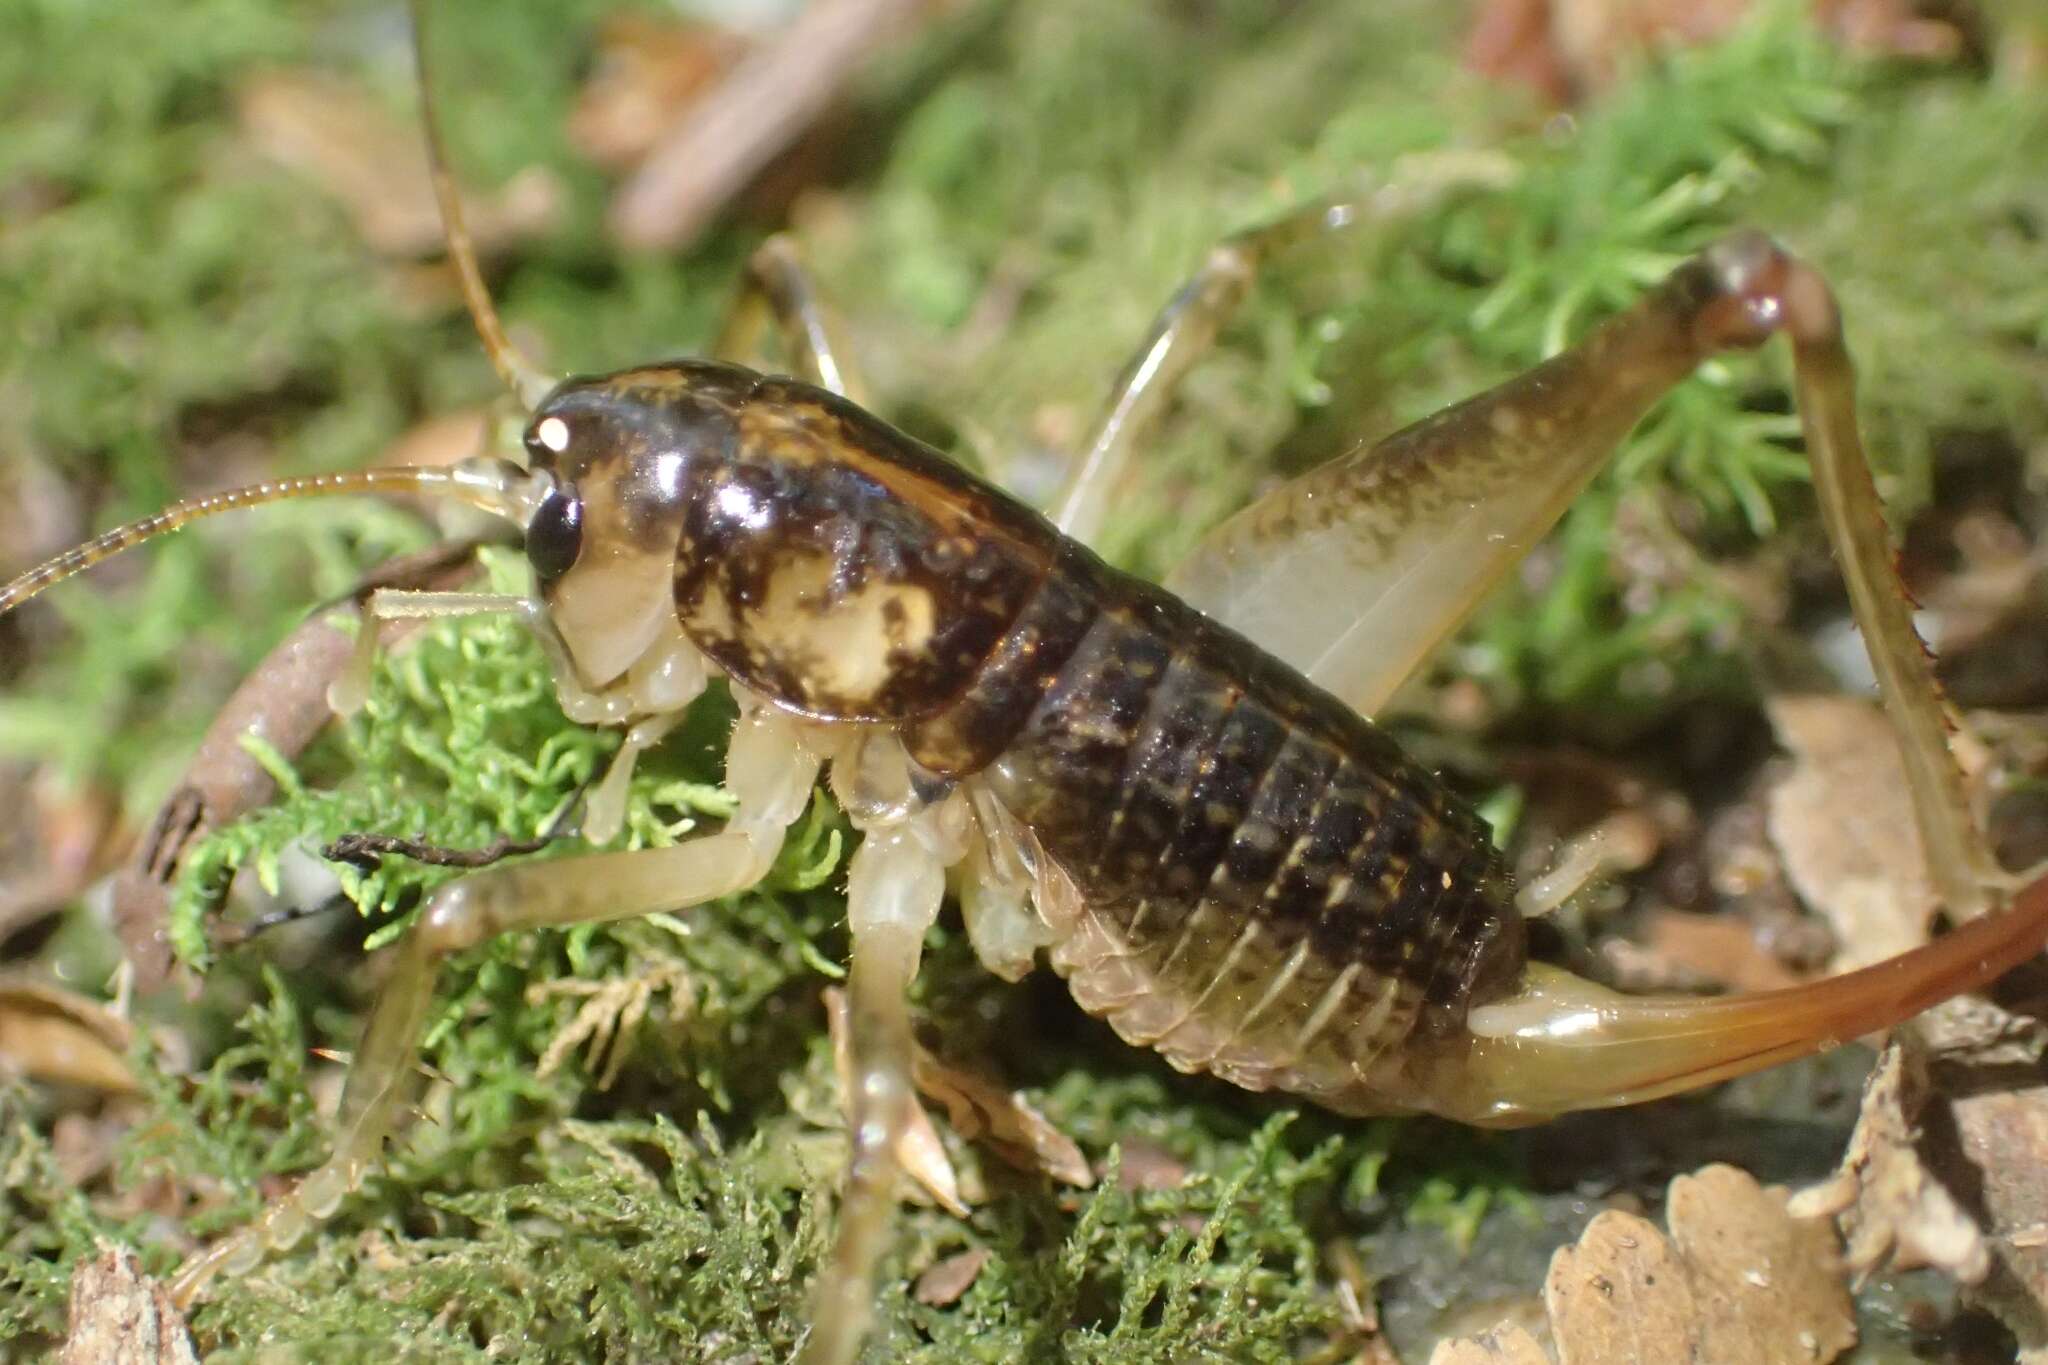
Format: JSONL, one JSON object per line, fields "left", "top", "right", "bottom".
{"left": 1032, "top": 858, "right": 1439, "bottom": 1117}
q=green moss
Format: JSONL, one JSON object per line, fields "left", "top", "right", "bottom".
{"left": 4, "top": 0, "right": 2046, "bottom": 1358}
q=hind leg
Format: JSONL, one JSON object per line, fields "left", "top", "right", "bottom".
{"left": 1167, "top": 232, "right": 2001, "bottom": 917}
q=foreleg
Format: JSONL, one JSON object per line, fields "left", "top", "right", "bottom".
{"left": 168, "top": 705, "right": 819, "bottom": 1305}
{"left": 331, "top": 589, "right": 633, "bottom": 725}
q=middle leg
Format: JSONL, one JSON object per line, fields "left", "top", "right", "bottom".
{"left": 1049, "top": 156, "right": 1516, "bottom": 547}
{"left": 714, "top": 234, "right": 868, "bottom": 403}
{"left": 799, "top": 786, "right": 971, "bottom": 1365}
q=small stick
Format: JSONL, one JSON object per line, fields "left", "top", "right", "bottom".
{"left": 219, "top": 792, "right": 588, "bottom": 948}
{"left": 610, "top": 0, "right": 933, "bottom": 251}
{"left": 110, "top": 541, "right": 486, "bottom": 986}
{"left": 321, "top": 830, "right": 555, "bottom": 872}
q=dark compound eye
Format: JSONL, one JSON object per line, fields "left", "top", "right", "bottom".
{"left": 526, "top": 487, "right": 583, "bottom": 584}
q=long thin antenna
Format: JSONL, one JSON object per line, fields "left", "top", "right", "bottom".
{"left": 0, "top": 462, "right": 529, "bottom": 616}
{"left": 408, "top": 0, "right": 552, "bottom": 408}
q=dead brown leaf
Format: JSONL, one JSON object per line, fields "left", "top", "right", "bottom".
{"left": 1765, "top": 694, "right": 1937, "bottom": 971}
{"left": 610, "top": 0, "right": 941, "bottom": 250}
{"left": 380, "top": 409, "right": 491, "bottom": 471}
{"left": 0, "top": 977, "right": 134, "bottom": 1093}
{"left": 109, "top": 618, "right": 354, "bottom": 986}
{"left": 1466, "top": 0, "right": 1970, "bottom": 105}
{"left": 568, "top": 14, "right": 747, "bottom": 171}
{"left": 912, "top": 1246, "right": 990, "bottom": 1307}
{"left": 1667, "top": 1164, "right": 1856, "bottom": 1364}
{"left": 1787, "top": 992, "right": 2048, "bottom": 1348}
{"left": 1544, "top": 1209, "right": 1698, "bottom": 1363}
{"left": 111, "top": 538, "right": 484, "bottom": 987}
{"left": 238, "top": 70, "right": 559, "bottom": 258}
{"left": 0, "top": 764, "right": 119, "bottom": 942}
{"left": 1114, "top": 1137, "right": 1191, "bottom": 1192}
{"left": 1438, "top": 1165, "right": 1854, "bottom": 1364}
{"left": 910, "top": 1042, "right": 1094, "bottom": 1191}
{"left": 1902, "top": 1000, "right": 2048, "bottom": 1352}
{"left": 822, "top": 986, "right": 1093, "bottom": 1222}
{"left": 59, "top": 1243, "right": 197, "bottom": 1365}
{"left": 1607, "top": 909, "right": 1807, "bottom": 994}
{"left": 1764, "top": 689, "right": 2048, "bottom": 1338}
{"left": 51, "top": 1110, "right": 131, "bottom": 1188}
{"left": 1953, "top": 1084, "right": 2048, "bottom": 1354}
{"left": 1787, "top": 1038, "right": 1992, "bottom": 1283}
{"left": 1326, "top": 1237, "right": 1407, "bottom": 1364}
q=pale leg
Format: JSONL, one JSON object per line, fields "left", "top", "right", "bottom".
{"left": 714, "top": 234, "right": 867, "bottom": 402}
{"left": 168, "top": 706, "right": 820, "bottom": 1306}
{"left": 582, "top": 712, "right": 683, "bottom": 845}
{"left": 333, "top": 589, "right": 633, "bottom": 726}
{"left": 799, "top": 810, "right": 956, "bottom": 1365}
{"left": 1166, "top": 232, "right": 1999, "bottom": 916}
{"left": 1050, "top": 158, "right": 1513, "bottom": 547}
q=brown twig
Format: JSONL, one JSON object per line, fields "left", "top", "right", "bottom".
{"left": 610, "top": 0, "right": 937, "bottom": 251}
{"left": 320, "top": 829, "right": 554, "bottom": 872}
{"left": 111, "top": 540, "right": 487, "bottom": 988}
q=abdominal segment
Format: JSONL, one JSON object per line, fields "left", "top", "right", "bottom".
{"left": 908, "top": 547, "right": 1525, "bottom": 1116}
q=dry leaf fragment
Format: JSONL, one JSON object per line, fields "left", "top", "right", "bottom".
{"left": 1466, "top": 0, "right": 1968, "bottom": 105}
{"left": 1667, "top": 1164, "right": 1855, "bottom": 1364}
{"left": 1765, "top": 694, "right": 1937, "bottom": 972}
{"left": 0, "top": 978, "right": 134, "bottom": 1093}
{"left": 1912, "top": 1003, "right": 2048, "bottom": 1352}
{"left": 110, "top": 538, "right": 484, "bottom": 988}
{"left": 910, "top": 1043, "right": 1094, "bottom": 1191}
{"left": 1545, "top": 1209, "right": 1697, "bottom": 1364}
{"left": 611, "top": 0, "right": 938, "bottom": 250}
{"left": 1788, "top": 1039, "right": 1992, "bottom": 1284}
{"left": 1440, "top": 1165, "right": 1856, "bottom": 1364}
{"left": 568, "top": 13, "right": 748, "bottom": 171}
{"left": 60, "top": 1243, "right": 197, "bottom": 1365}
{"left": 823, "top": 988, "right": 1093, "bottom": 1218}
{"left": 0, "top": 764, "right": 118, "bottom": 942}
{"left": 238, "top": 70, "right": 559, "bottom": 258}
{"left": 1952, "top": 1086, "right": 2048, "bottom": 1354}
{"left": 1608, "top": 910, "right": 1806, "bottom": 994}
{"left": 1114, "top": 1138, "right": 1191, "bottom": 1192}
{"left": 912, "top": 1246, "right": 991, "bottom": 1307}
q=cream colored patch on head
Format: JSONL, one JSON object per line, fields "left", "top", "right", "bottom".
{"left": 748, "top": 553, "right": 935, "bottom": 703}
{"left": 535, "top": 416, "right": 570, "bottom": 453}
{"left": 547, "top": 546, "right": 674, "bottom": 687}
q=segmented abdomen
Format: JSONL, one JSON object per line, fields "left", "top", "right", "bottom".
{"left": 905, "top": 546, "right": 1524, "bottom": 1115}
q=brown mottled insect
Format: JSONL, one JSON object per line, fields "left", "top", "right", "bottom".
{"left": 5, "top": 8, "right": 2046, "bottom": 1364}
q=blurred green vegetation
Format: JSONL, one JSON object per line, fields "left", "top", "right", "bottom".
{"left": 3, "top": 0, "right": 2045, "bottom": 1358}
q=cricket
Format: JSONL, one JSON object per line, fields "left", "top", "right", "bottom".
{"left": 5, "top": 2, "right": 2044, "bottom": 1359}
